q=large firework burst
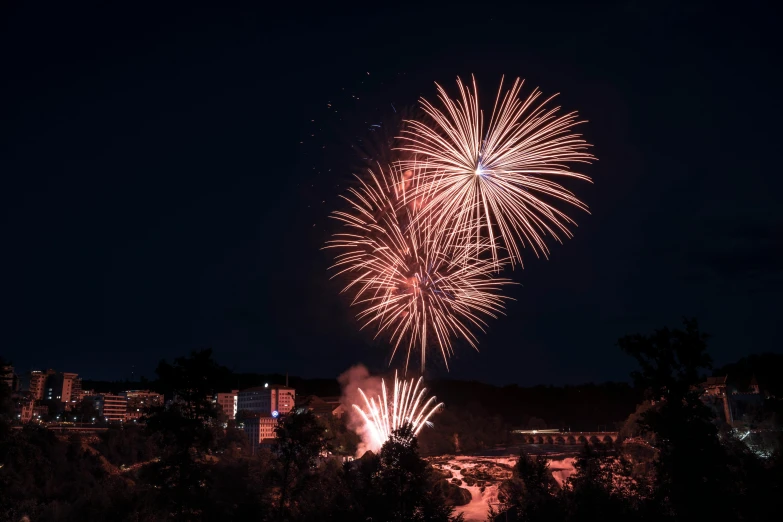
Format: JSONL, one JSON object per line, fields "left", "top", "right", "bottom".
{"left": 397, "top": 76, "right": 594, "bottom": 267}
{"left": 353, "top": 372, "right": 443, "bottom": 452}
{"left": 326, "top": 162, "right": 511, "bottom": 371}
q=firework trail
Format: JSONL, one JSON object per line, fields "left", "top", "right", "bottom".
{"left": 397, "top": 75, "right": 594, "bottom": 268}
{"left": 326, "top": 162, "right": 511, "bottom": 371}
{"left": 352, "top": 371, "right": 443, "bottom": 452}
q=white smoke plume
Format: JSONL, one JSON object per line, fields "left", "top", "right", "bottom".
{"left": 338, "top": 364, "right": 383, "bottom": 457}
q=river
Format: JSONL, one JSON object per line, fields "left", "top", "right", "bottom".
{"left": 428, "top": 446, "right": 581, "bottom": 522}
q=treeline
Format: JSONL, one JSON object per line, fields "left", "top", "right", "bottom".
{"left": 83, "top": 369, "right": 643, "bottom": 434}
{"left": 492, "top": 319, "right": 783, "bottom": 521}
{"left": 3, "top": 319, "right": 783, "bottom": 521}
{"left": 427, "top": 380, "right": 641, "bottom": 432}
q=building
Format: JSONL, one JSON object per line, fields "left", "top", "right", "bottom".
{"left": 123, "top": 390, "right": 163, "bottom": 421}
{"left": 243, "top": 414, "right": 279, "bottom": 450}
{"left": 85, "top": 394, "right": 128, "bottom": 422}
{"left": 43, "top": 371, "right": 79, "bottom": 403}
{"left": 319, "top": 396, "right": 346, "bottom": 419}
{"left": 237, "top": 384, "right": 295, "bottom": 416}
{"left": 701, "top": 375, "right": 731, "bottom": 424}
{"left": 25, "top": 370, "right": 47, "bottom": 400}
{"left": 1, "top": 363, "right": 17, "bottom": 391}
{"left": 33, "top": 404, "right": 49, "bottom": 419}
{"left": 701, "top": 374, "right": 766, "bottom": 427}
{"left": 12, "top": 392, "right": 34, "bottom": 423}
{"left": 702, "top": 375, "right": 728, "bottom": 396}
{"left": 71, "top": 378, "right": 82, "bottom": 402}
{"left": 215, "top": 390, "right": 239, "bottom": 420}
{"left": 302, "top": 395, "right": 345, "bottom": 420}
{"left": 124, "top": 390, "right": 163, "bottom": 409}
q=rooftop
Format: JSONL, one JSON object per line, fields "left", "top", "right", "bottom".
{"left": 240, "top": 385, "right": 294, "bottom": 393}
{"left": 703, "top": 375, "right": 728, "bottom": 386}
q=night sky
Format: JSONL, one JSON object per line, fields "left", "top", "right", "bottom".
{"left": 2, "top": 2, "right": 781, "bottom": 385}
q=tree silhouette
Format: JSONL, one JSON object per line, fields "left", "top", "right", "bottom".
{"left": 371, "top": 424, "right": 459, "bottom": 522}
{"left": 272, "top": 407, "right": 328, "bottom": 521}
{"left": 619, "top": 318, "right": 735, "bottom": 520}
{"left": 498, "top": 448, "right": 562, "bottom": 521}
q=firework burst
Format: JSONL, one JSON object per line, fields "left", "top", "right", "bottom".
{"left": 326, "top": 162, "right": 511, "bottom": 371}
{"left": 352, "top": 372, "right": 443, "bottom": 452}
{"left": 397, "top": 75, "right": 594, "bottom": 268}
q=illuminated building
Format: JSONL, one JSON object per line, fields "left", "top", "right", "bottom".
{"left": 215, "top": 390, "right": 238, "bottom": 420}
{"left": 71, "top": 378, "right": 82, "bottom": 402}
{"left": 84, "top": 394, "right": 127, "bottom": 423}
{"left": 243, "top": 413, "right": 279, "bottom": 450}
{"left": 122, "top": 390, "right": 162, "bottom": 421}
{"left": 124, "top": 390, "right": 163, "bottom": 409}
{"left": 43, "top": 371, "right": 78, "bottom": 403}
{"left": 25, "top": 371, "right": 47, "bottom": 400}
{"left": 13, "top": 392, "right": 34, "bottom": 423}
{"left": 237, "top": 384, "right": 295, "bottom": 416}
{"left": 1, "top": 363, "right": 17, "bottom": 391}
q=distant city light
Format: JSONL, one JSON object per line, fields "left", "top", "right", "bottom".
{"left": 264, "top": 383, "right": 268, "bottom": 388}
{"left": 271, "top": 410, "right": 279, "bottom": 418}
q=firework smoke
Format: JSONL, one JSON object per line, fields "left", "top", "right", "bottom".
{"left": 338, "top": 365, "right": 383, "bottom": 456}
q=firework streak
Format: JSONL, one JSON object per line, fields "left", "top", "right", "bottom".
{"left": 352, "top": 372, "right": 443, "bottom": 452}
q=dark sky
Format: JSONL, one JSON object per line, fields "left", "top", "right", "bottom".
{"left": 2, "top": 2, "right": 781, "bottom": 385}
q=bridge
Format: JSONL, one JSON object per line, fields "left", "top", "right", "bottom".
{"left": 511, "top": 429, "right": 619, "bottom": 445}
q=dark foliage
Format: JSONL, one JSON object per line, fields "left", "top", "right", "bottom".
{"left": 4, "top": 334, "right": 783, "bottom": 521}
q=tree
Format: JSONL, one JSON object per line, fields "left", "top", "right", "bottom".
{"left": 154, "top": 349, "right": 223, "bottom": 422}
{"left": 619, "top": 318, "right": 735, "bottom": 521}
{"left": 563, "top": 444, "right": 638, "bottom": 522}
{"left": 497, "top": 448, "right": 562, "bottom": 521}
{"left": 618, "top": 318, "right": 711, "bottom": 401}
{"left": 272, "top": 407, "right": 328, "bottom": 521}
{"left": 371, "top": 424, "right": 460, "bottom": 522}
{"left": 140, "top": 350, "right": 226, "bottom": 520}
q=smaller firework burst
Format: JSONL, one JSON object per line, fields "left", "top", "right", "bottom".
{"left": 353, "top": 372, "right": 443, "bottom": 452}
{"left": 326, "top": 162, "right": 512, "bottom": 371}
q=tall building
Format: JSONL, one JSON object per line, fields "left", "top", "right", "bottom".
{"left": 215, "top": 390, "right": 239, "bottom": 420}
{"left": 237, "top": 385, "right": 295, "bottom": 416}
{"left": 71, "top": 378, "right": 83, "bottom": 402}
{"left": 25, "top": 371, "right": 47, "bottom": 400}
{"left": 85, "top": 394, "right": 127, "bottom": 422}
{"left": 43, "top": 371, "right": 78, "bottom": 403}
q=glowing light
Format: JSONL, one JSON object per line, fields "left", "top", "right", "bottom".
{"left": 271, "top": 410, "right": 279, "bottom": 418}
{"left": 352, "top": 372, "right": 443, "bottom": 452}
{"left": 397, "top": 75, "right": 594, "bottom": 267}
{"left": 326, "top": 162, "right": 511, "bottom": 370}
